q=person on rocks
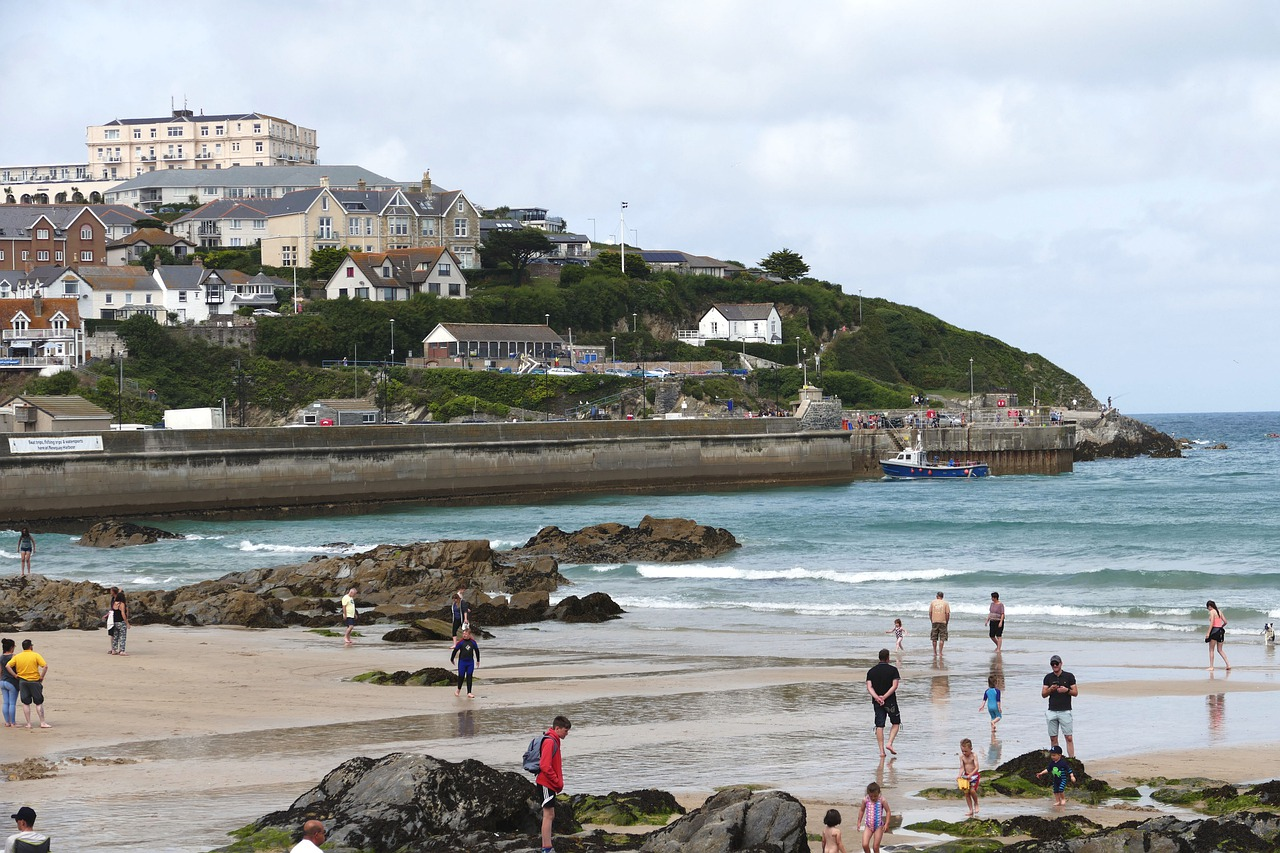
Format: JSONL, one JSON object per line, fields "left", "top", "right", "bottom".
{"left": 450, "top": 626, "right": 480, "bottom": 698}
{"left": 865, "top": 649, "right": 901, "bottom": 757}
{"left": 536, "top": 715, "right": 572, "bottom": 853}
{"left": 6, "top": 806, "right": 48, "bottom": 853}
{"left": 984, "top": 592, "right": 1005, "bottom": 652}
{"left": 341, "top": 586, "right": 358, "bottom": 646}
{"left": 450, "top": 592, "right": 471, "bottom": 639}
{"left": 110, "top": 588, "right": 130, "bottom": 656}
{"left": 1042, "top": 654, "right": 1077, "bottom": 757}
{"left": 15, "top": 528, "right": 34, "bottom": 577}
{"left": 289, "top": 819, "right": 326, "bottom": 853}
{"left": 0, "top": 639, "right": 17, "bottom": 728}
{"left": 929, "top": 591, "right": 950, "bottom": 655}
{"left": 1036, "top": 744, "right": 1076, "bottom": 806}
{"left": 6, "top": 640, "right": 50, "bottom": 729}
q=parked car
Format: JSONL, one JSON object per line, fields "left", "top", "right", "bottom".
{"left": 604, "top": 368, "right": 632, "bottom": 377}
{"left": 643, "top": 367, "right": 673, "bottom": 378}
{"left": 252, "top": 308, "right": 282, "bottom": 317}
{"left": 547, "top": 367, "right": 583, "bottom": 376}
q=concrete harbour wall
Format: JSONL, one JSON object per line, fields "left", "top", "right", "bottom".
{"left": 0, "top": 421, "right": 1075, "bottom": 523}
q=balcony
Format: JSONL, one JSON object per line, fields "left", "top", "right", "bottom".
{"left": 162, "top": 154, "right": 184, "bottom": 160}
{"left": 140, "top": 155, "right": 156, "bottom": 162}
{"left": 205, "top": 290, "right": 225, "bottom": 304}
{"left": 197, "top": 226, "right": 221, "bottom": 237}
{"left": 0, "top": 356, "right": 74, "bottom": 370}
{"left": 104, "top": 156, "right": 122, "bottom": 163}
{"left": 2, "top": 328, "right": 76, "bottom": 342}
{"left": 195, "top": 152, "right": 213, "bottom": 160}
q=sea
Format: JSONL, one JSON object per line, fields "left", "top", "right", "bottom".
{"left": 7, "top": 411, "right": 1278, "bottom": 645}
{"left": 9, "top": 411, "right": 1280, "bottom": 851}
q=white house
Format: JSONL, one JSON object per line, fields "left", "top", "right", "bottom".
{"left": 324, "top": 248, "right": 467, "bottom": 302}
{"left": 422, "top": 323, "right": 566, "bottom": 365}
{"left": 691, "top": 303, "right": 782, "bottom": 345}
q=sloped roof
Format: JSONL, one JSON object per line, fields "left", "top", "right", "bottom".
{"left": 347, "top": 248, "right": 449, "bottom": 287}
{"left": 107, "top": 228, "right": 193, "bottom": 249}
{"left": 713, "top": 303, "right": 776, "bottom": 321}
{"left": 2, "top": 395, "right": 111, "bottom": 419}
{"left": 75, "top": 266, "right": 161, "bottom": 292}
{"left": 105, "top": 165, "right": 399, "bottom": 193}
{"left": 172, "top": 199, "right": 275, "bottom": 224}
{"left": 313, "top": 399, "right": 380, "bottom": 412}
{"left": 0, "top": 298, "right": 81, "bottom": 328}
{"left": 640, "top": 251, "right": 687, "bottom": 264}
{"left": 100, "top": 111, "right": 271, "bottom": 126}
{"left": 432, "top": 323, "right": 565, "bottom": 343}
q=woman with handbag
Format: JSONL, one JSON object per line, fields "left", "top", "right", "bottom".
{"left": 110, "top": 589, "right": 130, "bottom": 656}
{"left": 1205, "top": 600, "right": 1230, "bottom": 672}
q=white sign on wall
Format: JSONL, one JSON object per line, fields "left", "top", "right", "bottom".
{"left": 8, "top": 435, "right": 105, "bottom": 454}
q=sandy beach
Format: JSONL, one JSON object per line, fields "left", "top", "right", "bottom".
{"left": 4, "top": 618, "right": 1278, "bottom": 851}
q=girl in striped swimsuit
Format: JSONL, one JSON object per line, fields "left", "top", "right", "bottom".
{"left": 857, "top": 781, "right": 891, "bottom": 853}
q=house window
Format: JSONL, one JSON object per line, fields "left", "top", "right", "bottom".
{"left": 255, "top": 141, "right": 263, "bottom": 153}
{"left": 51, "top": 317, "right": 66, "bottom": 331}
{"left": 321, "top": 196, "right": 329, "bottom": 211}
{"left": 355, "top": 287, "right": 369, "bottom": 299}
{"left": 281, "top": 246, "right": 295, "bottom": 266}
{"left": 346, "top": 267, "right": 354, "bottom": 277}
{"left": 253, "top": 123, "right": 262, "bottom": 133}
{"left": 201, "top": 126, "right": 209, "bottom": 136}
{"left": 230, "top": 237, "right": 243, "bottom": 247}
{"left": 303, "top": 413, "right": 318, "bottom": 425}
{"left": 133, "top": 129, "right": 141, "bottom": 139}
{"left": 105, "top": 294, "right": 113, "bottom": 304}
{"left": 230, "top": 220, "right": 242, "bottom": 230}
{"left": 711, "top": 322, "right": 719, "bottom": 335}
{"left": 80, "top": 250, "right": 93, "bottom": 262}
{"left": 215, "top": 126, "right": 225, "bottom": 136}
{"left": 318, "top": 217, "right": 333, "bottom": 238}
{"left": 383, "top": 288, "right": 398, "bottom": 301}
{"left": 338, "top": 288, "right": 348, "bottom": 298}
{"left": 365, "top": 217, "right": 373, "bottom": 236}
{"left": 125, "top": 293, "right": 133, "bottom": 304}
{"left": 453, "top": 218, "right": 468, "bottom": 237}
{"left": 438, "top": 264, "right": 451, "bottom": 277}
{"left": 145, "top": 294, "right": 153, "bottom": 304}
{"left": 457, "top": 199, "right": 464, "bottom": 213}
{"left": 381, "top": 265, "right": 392, "bottom": 278}
{"left": 54, "top": 251, "right": 63, "bottom": 262}
{"left": 81, "top": 225, "right": 92, "bottom": 239}
{"left": 36, "top": 228, "right": 49, "bottom": 240}
{"left": 429, "top": 283, "right": 440, "bottom": 295}
{"left": 150, "top": 128, "right": 157, "bottom": 138}
{"left": 11, "top": 317, "right": 28, "bottom": 332}
{"left": 453, "top": 247, "right": 474, "bottom": 268}
{"left": 362, "top": 413, "right": 377, "bottom": 424}
{"left": 421, "top": 219, "right": 435, "bottom": 236}
{"left": 449, "top": 283, "right": 461, "bottom": 297}
{"left": 168, "top": 126, "right": 183, "bottom": 137}
{"left": 20, "top": 252, "right": 29, "bottom": 261}
{"left": 253, "top": 220, "right": 265, "bottom": 230}
{"left": 105, "top": 129, "right": 120, "bottom": 140}
{"left": 179, "top": 291, "right": 187, "bottom": 302}
{"left": 348, "top": 219, "right": 361, "bottom": 236}
{"left": 389, "top": 216, "right": 408, "bottom": 236}
{"left": 231, "top": 142, "right": 240, "bottom": 152}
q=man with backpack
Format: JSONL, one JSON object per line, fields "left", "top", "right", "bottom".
{"left": 534, "top": 715, "right": 572, "bottom": 853}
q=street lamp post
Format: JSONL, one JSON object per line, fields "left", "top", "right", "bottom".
{"left": 632, "top": 312, "right": 637, "bottom": 333}
{"left": 588, "top": 218, "right": 596, "bottom": 243}
{"left": 545, "top": 313, "right": 550, "bottom": 327}
{"left": 802, "top": 347, "right": 808, "bottom": 387}
{"left": 969, "top": 358, "right": 974, "bottom": 421}
{"left": 611, "top": 336, "right": 616, "bottom": 363}
{"left": 795, "top": 337, "right": 800, "bottom": 368}
{"left": 858, "top": 289, "right": 862, "bottom": 326}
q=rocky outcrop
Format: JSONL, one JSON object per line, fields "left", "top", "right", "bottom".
{"left": 508, "top": 516, "right": 740, "bottom": 564}
{"left": 229, "top": 755, "right": 803, "bottom": 853}
{"left": 1073, "top": 411, "right": 1181, "bottom": 460}
{"left": 638, "top": 787, "right": 807, "bottom": 853}
{"left": 1005, "top": 813, "right": 1280, "bottom": 852}
{"left": 77, "top": 520, "right": 183, "bottom": 548}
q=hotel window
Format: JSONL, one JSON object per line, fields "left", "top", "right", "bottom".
{"left": 80, "top": 250, "right": 93, "bottom": 261}
{"left": 453, "top": 218, "right": 467, "bottom": 237}
{"left": 253, "top": 123, "right": 262, "bottom": 133}
{"left": 348, "top": 219, "right": 361, "bottom": 236}
{"left": 255, "top": 141, "right": 263, "bottom": 153}
{"left": 231, "top": 142, "right": 240, "bottom": 152}
{"left": 133, "top": 129, "right": 141, "bottom": 139}
{"left": 200, "top": 126, "right": 209, "bottom": 136}
{"left": 81, "top": 225, "right": 92, "bottom": 239}
{"left": 318, "top": 217, "right": 333, "bottom": 238}
{"left": 215, "top": 126, "right": 225, "bottom": 136}
{"left": 168, "top": 126, "right": 183, "bottom": 137}
{"left": 11, "top": 318, "right": 27, "bottom": 332}
{"left": 150, "top": 128, "right": 157, "bottom": 138}
{"left": 105, "top": 129, "right": 119, "bottom": 139}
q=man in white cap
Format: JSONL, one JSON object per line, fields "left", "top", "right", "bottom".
{"left": 6, "top": 806, "right": 48, "bottom": 853}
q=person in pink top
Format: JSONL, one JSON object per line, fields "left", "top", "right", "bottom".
{"left": 1205, "top": 600, "right": 1230, "bottom": 672}
{"left": 535, "top": 715, "right": 572, "bottom": 853}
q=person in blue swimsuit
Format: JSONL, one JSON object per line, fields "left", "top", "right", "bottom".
{"left": 16, "top": 528, "right": 34, "bottom": 577}
{"left": 980, "top": 676, "right": 1002, "bottom": 732}
{"left": 450, "top": 626, "right": 480, "bottom": 698}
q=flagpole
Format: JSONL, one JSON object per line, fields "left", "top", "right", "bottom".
{"left": 620, "top": 201, "right": 628, "bottom": 274}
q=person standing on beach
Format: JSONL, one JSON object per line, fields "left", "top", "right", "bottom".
{"left": 885, "top": 619, "right": 906, "bottom": 650}
{"left": 1036, "top": 744, "right": 1076, "bottom": 806}
{"left": 450, "top": 626, "right": 480, "bottom": 698}
{"left": 980, "top": 675, "right": 1002, "bottom": 732}
{"left": 0, "top": 639, "right": 16, "bottom": 728}
{"left": 535, "top": 715, "right": 572, "bottom": 853}
{"left": 959, "top": 738, "right": 981, "bottom": 817}
{"left": 6, "top": 640, "right": 50, "bottom": 729}
{"left": 929, "top": 592, "right": 950, "bottom": 655}
{"left": 341, "top": 586, "right": 358, "bottom": 646}
{"left": 1205, "top": 600, "right": 1231, "bottom": 672}
{"left": 984, "top": 592, "right": 1005, "bottom": 652}
{"left": 15, "top": 528, "right": 34, "bottom": 577}
{"left": 865, "top": 649, "right": 901, "bottom": 757}
{"left": 289, "top": 819, "right": 326, "bottom": 853}
{"left": 110, "top": 588, "right": 130, "bottom": 656}
{"left": 856, "top": 781, "right": 891, "bottom": 853}
{"left": 450, "top": 592, "right": 471, "bottom": 638}
{"left": 1042, "top": 654, "right": 1076, "bottom": 757}
{"left": 821, "top": 809, "right": 846, "bottom": 853}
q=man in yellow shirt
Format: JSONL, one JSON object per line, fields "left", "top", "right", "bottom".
{"left": 341, "top": 587, "right": 358, "bottom": 647}
{"left": 5, "top": 640, "right": 50, "bottom": 729}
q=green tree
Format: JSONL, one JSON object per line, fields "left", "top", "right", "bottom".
{"left": 590, "top": 250, "right": 651, "bottom": 280}
{"left": 481, "top": 227, "right": 553, "bottom": 285}
{"left": 760, "top": 248, "right": 810, "bottom": 281}
{"left": 133, "top": 217, "right": 167, "bottom": 231}
{"left": 136, "top": 246, "right": 179, "bottom": 271}
{"left": 309, "top": 246, "right": 351, "bottom": 283}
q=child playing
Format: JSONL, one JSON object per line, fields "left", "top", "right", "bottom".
{"left": 1036, "top": 744, "right": 1076, "bottom": 805}
{"left": 822, "top": 808, "right": 846, "bottom": 853}
{"left": 856, "top": 782, "right": 891, "bottom": 853}
{"left": 980, "top": 675, "right": 1002, "bottom": 732}
{"left": 959, "top": 738, "right": 981, "bottom": 817}
{"left": 450, "top": 626, "right": 480, "bottom": 698}
{"left": 885, "top": 619, "right": 907, "bottom": 650}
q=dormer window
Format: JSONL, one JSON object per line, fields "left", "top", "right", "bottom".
{"left": 11, "top": 316, "right": 28, "bottom": 332}
{"left": 381, "top": 265, "right": 392, "bottom": 278}
{"left": 51, "top": 316, "right": 67, "bottom": 332}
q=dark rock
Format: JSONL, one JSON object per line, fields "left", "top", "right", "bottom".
{"left": 1001, "top": 814, "right": 1100, "bottom": 840}
{"left": 352, "top": 668, "right": 455, "bottom": 687}
{"left": 507, "top": 515, "right": 740, "bottom": 564}
{"left": 568, "top": 790, "right": 685, "bottom": 826}
{"left": 1074, "top": 411, "right": 1181, "bottom": 461}
{"left": 1246, "top": 780, "right": 1280, "bottom": 805}
{"left": 553, "top": 592, "right": 625, "bottom": 623}
{"left": 638, "top": 787, "right": 807, "bottom": 853}
{"left": 77, "top": 520, "right": 183, "bottom": 548}
{"left": 1003, "top": 813, "right": 1280, "bottom": 853}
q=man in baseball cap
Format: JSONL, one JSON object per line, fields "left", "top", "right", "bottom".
{"left": 1042, "top": 655, "right": 1078, "bottom": 757}
{"left": 7, "top": 806, "right": 49, "bottom": 853}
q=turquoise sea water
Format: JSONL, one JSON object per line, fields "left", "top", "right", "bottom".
{"left": 6, "top": 411, "right": 1278, "bottom": 644}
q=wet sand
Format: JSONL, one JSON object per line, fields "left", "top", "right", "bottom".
{"left": 6, "top": 621, "right": 1279, "bottom": 851}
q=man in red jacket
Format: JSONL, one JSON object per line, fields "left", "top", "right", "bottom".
{"left": 535, "top": 715, "right": 572, "bottom": 853}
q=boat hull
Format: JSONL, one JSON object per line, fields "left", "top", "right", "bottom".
{"left": 880, "top": 461, "right": 989, "bottom": 479}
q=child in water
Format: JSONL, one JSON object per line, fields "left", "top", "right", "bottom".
{"left": 821, "top": 808, "right": 846, "bottom": 853}
{"left": 959, "top": 738, "right": 980, "bottom": 817}
{"left": 980, "top": 675, "right": 1002, "bottom": 732}
{"left": 1036, "top": 745, "right": 1076, "bottom": 806}
{"left": 857, "top": 782, "right": 891, "bottom": 853}
{"left": 885, "top": 618, "right": 907, "bottom": 650}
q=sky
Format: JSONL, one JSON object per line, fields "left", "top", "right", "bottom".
{"left": 4, "top": 1, "right": 1280, "bottom": 413}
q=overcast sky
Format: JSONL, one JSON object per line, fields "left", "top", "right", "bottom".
{"left": 5, "top": 2, "right": 1279, "bottom": 413}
